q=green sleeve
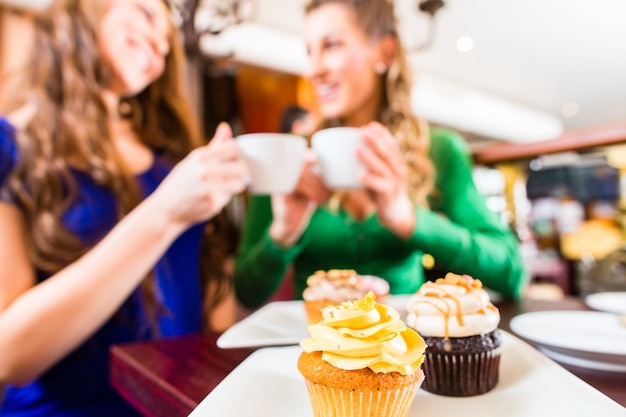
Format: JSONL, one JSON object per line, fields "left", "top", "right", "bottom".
{"left": 408, "top": 128, "right": 529, "bottom": 298}
{"left": 233, "top": 196, "right": 309, "bottom": 308}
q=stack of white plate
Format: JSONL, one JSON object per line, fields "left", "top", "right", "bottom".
{"left": 510, "top": 292, "right": 626, "bottom": 372}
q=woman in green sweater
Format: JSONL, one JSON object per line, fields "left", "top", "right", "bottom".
{"left": 234, "top": 0, "right": 528, "bottom": 309}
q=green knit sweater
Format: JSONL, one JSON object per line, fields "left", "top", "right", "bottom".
{"left": 233, "top": 127, "right": 528, "bottom": 309}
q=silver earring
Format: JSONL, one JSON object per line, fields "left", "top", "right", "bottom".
{"left": 375, "top": 62, "right": 388, "bottom": 74}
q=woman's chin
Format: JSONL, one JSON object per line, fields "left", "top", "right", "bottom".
{"left": 109, "top": 74, "right": 151, "bottom": 98}
{"left": 120, "top": 83, "right": 149, "bottom": 97}
{"left": 319, "top": 105, "right": 345, "bottom": 121}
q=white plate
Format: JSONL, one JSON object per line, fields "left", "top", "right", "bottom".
{"left": 218, "top": 295, "right": 411, "bottom": 349}
{"left": 190, "top": 331, "right": 624, "bottom": 417}
{"left": 538, "top": 346, "right": 626, "bottom": 373}
{"left": 509, "top": 310, "right": 626, "bottom": 361}
{"left": 585, "top": 291, "right": 626, "bottom": 314}
{"left": 217, "top": 301, "right": 309, "bottom": 349}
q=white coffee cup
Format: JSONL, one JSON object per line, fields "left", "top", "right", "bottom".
{"left": 236, "top": 133, "right": 307, "bottom": 194}
{"left": 312, "top": 127, "right": 364, "bottom": 189}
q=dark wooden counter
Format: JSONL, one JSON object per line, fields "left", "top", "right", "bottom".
{"left": 110, "top": 297, "right": 625, "bottom": 417}
{"left": 472, "top": 121, "right": 626, "bottom": 165}
{"left": 110, "top": 333, "right": 253, "bottom": 417}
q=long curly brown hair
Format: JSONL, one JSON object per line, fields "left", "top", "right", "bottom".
{"left": 0, "top": 0, "right": 232, "bottom": 333}
{"left": 306, "top": 0, "right": 434, "bottom": 206}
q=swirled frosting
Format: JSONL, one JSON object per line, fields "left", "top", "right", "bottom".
{"left": 302, "top": 269, "right": 389, "bottom": 302}
{"left": 406, "top": 273, "right": 500, "bottom": 338}
{"left": 300, "top": 292, "right": 426, "bottom": 375}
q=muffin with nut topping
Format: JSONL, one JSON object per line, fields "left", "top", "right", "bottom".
{"left": 302, "top": 269, "right": 389, "bottom": 324}
{"left": 405, "top": 272, "right": 502, "bottom": 396}
{"left": 298, "top": 292, "right": 426, "bottom": 417}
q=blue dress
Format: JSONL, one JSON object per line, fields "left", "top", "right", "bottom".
{"left": 0, "top": 118, "right": 206, "bottom": 416}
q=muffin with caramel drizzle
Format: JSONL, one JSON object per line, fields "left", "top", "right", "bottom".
{"left": 405, "top": 272, "right": 502, "bottom": 396}
{"left": 302, "top": 269, "right": 389, "bottom": 324}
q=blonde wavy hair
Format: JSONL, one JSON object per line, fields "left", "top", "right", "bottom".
{"left": 0, "top": 0, "right": 231, "bottom": 332}
{"left": 306, "top": 0, "right": 434, "bottom": 206}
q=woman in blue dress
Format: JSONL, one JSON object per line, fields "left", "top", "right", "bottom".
{"left": 0, "top": 0, "right": 248, "bottom": 415}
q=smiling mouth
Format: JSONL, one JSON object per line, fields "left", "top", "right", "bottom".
{"left": 316, "top": 83, "right": 338, "bottom": 102}
{"left": 135, "top": 50, "right": 150, "bottom": 72}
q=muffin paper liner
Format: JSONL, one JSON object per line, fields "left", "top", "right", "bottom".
{"left": 302, "top": 371, "right": 424, "bottom": 417}
{"left": 422, "top": 347, "right": 501, "bottom": 396}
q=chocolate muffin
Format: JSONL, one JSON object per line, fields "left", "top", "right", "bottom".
{"left": 406, "top": 273, "right": 502, "bottom": 396}
{"left": 420, "top": 330, "right": 502, "bottom": 396}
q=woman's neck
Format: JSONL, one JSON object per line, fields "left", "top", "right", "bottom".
{"left": 340, "top": 97, "right": 382, "bottom": 127}
{"left": 6, "top": 101, "right": 37, "bottom": 129}
{"left": 338, "top": 80, "right": 384, "bottom": 126}
{"left": 101, "top": 90, "right": 155, "bottom": 175}
{"left": 101, "top": 90, "right": 122, "bottom": 120}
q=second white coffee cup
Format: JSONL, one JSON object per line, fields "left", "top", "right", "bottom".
{"left": 311, "top": 127, "right": 364, "bottom": 189}
{"left": 236, "top": 133, "right": 307, "bottom": 194}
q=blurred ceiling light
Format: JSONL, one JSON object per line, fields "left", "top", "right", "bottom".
{"left": 456, "top": 36, "right": 474, "bottom": 52}
{"left": 561, "top": 102, "right": 580, "bottom": 117}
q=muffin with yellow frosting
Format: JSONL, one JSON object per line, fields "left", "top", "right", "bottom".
{"left": 298, "top": 292, "right": 425, "bottom": 417}
{"left": 302, "top": 269, "right": 389, "bottom": 324}
{"left": 406, "top": 273, "right": 502, "bottom": 396}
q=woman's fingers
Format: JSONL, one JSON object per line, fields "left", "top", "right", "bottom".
{"left": 210, "top": 122, "right": 233, "bottom": 143}
{"left": 357, "top": 142, "right": 394, "bottom": 180}
{"left": 206, "top": 159, "right": 248, "bottom": 187}
{"left": 360, "top": 122, "right": 406, "bottom": 180}
{"left": 361, "top": 171, "right": 393, "bottom": 195}
{"left": 357, "top": 127, "right": 408, "bottom": 200}
{"left": 151, "top": 126, "right": 250, "bottom": 228}
{"left": 292, "top": 151, "right": 329, "bottom": 203}
{"left": 365, "top": 121, "right": 399, "bottom": 153}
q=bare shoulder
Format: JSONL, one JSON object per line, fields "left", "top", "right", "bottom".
{"left": 5, "top": 102, "right": 36, "bottom": 130}
{"left": 0, "top": 203, "right": 36, "bottom": 310}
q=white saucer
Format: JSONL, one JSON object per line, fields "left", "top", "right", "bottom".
{"left": 585, "top": 291, "right": 626, "bottom": 314}
{"left": 217, "top": 300, "right": 308, "bottom": 349}
{"left": 509, "top": 311, "right": 626, "bottom": 361}
{"left": 539, "top": 346, "right": 626, "bottom": 373}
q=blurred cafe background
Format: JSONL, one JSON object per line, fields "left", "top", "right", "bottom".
{"left": 3, "top": 0, "right": 626, "bottom": 300}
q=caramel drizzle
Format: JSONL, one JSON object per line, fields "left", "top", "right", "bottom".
{"left": 412, "top": 274, "right": 495, "bottom": 338}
